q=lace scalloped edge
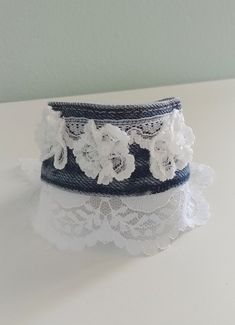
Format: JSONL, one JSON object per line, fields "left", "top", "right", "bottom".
{"left": 32, "top": 191, "right": 211, "bottom": 256}
{"left": 25, "top": 161, "right": 214, "bottom": 256}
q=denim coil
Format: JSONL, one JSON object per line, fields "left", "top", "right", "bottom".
{"left": 41, "top": 97, "right": 190, "bottom": 196}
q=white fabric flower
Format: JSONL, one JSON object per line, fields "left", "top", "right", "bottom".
{"left": 73, "top": 120, "right": 135, "bottom": 185}
{"left": 36, "top": 107, "right": 68, "bottom": 170}
{"left": 150, "top": 110, "right": 194, "bottom": 181}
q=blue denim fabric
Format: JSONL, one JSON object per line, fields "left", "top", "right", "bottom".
{"left": 41, "top": 147, "right": 190, "bottom": 196}
{"left": 42, "top": 98, "right": 189, "bottom": 196}
{"left": 49, "top": 97, "right": 181, "bottom": 120}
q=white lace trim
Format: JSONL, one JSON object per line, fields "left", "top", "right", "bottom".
{"left": 36, "top": 106, "right": 195, "bottom": 183}
{"left": 31, "top": 162, "right": 213, "bottom": 255}
{"left": 64, "top": 114, "right": 170, "bottom": 149}
{"left": 149, "top": 110, "right": 194, "bottom": 181}
{"left": 73, "top": 120, "right": 135, "bottom": 185}
{"left": 35, "top": 109, "right": 68, "bottom": 169}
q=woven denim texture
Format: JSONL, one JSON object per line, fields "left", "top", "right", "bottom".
{"left": 49, "top": 97, "right": 181, "bottom": 120}
{"left": 41, "top": 98, "right": 189, "bottom": 196}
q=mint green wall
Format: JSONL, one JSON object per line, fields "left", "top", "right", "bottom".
{"left": 1, "top": 0, "right": 235, "bottom": 102}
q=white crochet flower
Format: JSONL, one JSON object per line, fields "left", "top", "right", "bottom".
{"left": 73, "top": 120, "right": 135, "bottom": 185}
{"left": 36, "top": 107, "right": 68, "bottom": 170}
{"left": 150, "top": 110, "right": 194, "bottom": 181}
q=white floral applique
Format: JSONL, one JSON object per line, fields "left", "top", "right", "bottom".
{"left": 36, "top": 107, "right": 68, "bottom": 170}
{"left": 73, "top": 120, "right": 135, "bottom": 185}
{"left": 149, "top": 110, "right": 195, "bottom": 181}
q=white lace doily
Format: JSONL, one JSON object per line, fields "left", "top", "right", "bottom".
{"left": 13, "top": 159, "right": 213, "bottom": 255}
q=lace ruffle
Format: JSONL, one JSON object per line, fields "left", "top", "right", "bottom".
{"left": 72, "top": 120, "right": 135, "bottom": 185}
{"left": 27, "top": 162, "right": 213, "bottom": 255}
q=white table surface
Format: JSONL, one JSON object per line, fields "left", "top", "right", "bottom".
{"left": 0, "top": 79, "right": 234, "bottom": 325}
